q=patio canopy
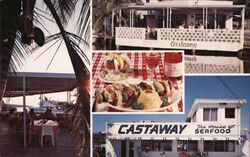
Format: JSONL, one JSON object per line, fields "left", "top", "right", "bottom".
{"left": 3, "top": 72, "right": 77, "bottom": 97}
{"left": 2, "top": 72, "right": 77, "bottom": 148}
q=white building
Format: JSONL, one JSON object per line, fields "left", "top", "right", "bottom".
{"left": 113, "top": 0, "right": 245, "bottom": 52}
{"left": 106, "top": 99, "right": 249, "bottom": 157}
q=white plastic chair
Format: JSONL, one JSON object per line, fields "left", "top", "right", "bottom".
{"left": 41, "top": 126, "right": 55, "bottom": 146}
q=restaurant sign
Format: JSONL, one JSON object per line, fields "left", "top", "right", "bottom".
{"left": 170, "top": 41, "right": 197, "bottom": 49}
{"left": 107, "top": 123, "right": 238, "bottom": 139}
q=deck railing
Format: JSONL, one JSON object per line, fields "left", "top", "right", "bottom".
{"left": 116, "top": 27, "right": 243, "bottom": 51}
{"left": 158, "top": 28, "right": 241, "bottom": 43}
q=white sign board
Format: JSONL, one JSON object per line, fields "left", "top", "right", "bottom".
{"left": 107, "top": 122, "right": 239, "bottom": 140}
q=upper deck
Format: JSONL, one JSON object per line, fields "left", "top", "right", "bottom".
{"left": 114, "top": 1, "right": 245, "bottom": 51}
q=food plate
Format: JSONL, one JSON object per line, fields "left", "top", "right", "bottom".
{"left": 95, "top": 81, "right": 182, "bottom": 112}
{"left": 103, "top": 88, "right": 181, "bottom": 112}
{"left": 103, "top": 53, "right": 131, "bottom": 72}
{"left": 98, "top": 70, "right": 130, "bottom": 84}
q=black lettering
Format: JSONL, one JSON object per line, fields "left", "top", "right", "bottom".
{"left": 170, "top": 125, "right": 177, "bottom": 134}
{"left": 144, "top": 125, "right": 153, "bottom": 134}
{"left": 195, "top": 129, "right": 199, "bottom": 134}
{"left": 179, "top": 125, "right": 187, "bottom": 134}
{"left": 226, "top": 129, "right": 231, "bottom": 133}
{"left": 149, "top": 125, "right": 158, "bottom": 134}
{"left": 210, "top": 129, "right": 214, "bottom": 134}
{"left": 160, "top": 125, "right": 172, "bottom": 134}
{"left": 215, "top": 129, "right": 219, "bottom": 134}
{"left": 118, "top": 125, "right": 128, "bottom": 134}
{"left": 126, "top": 125, "right": 135, "bottom": 134}
{"left": 134, "top": 125, "right": 144, "bottom": 134}
{"left": 200, "top": 129, "right": 204, "bottom": 134}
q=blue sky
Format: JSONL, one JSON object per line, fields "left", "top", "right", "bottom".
{"left": 93, "top": 76, "right": 250, "bottom": 132}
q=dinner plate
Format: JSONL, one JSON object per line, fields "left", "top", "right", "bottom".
{"left": 98, "top": 88, "right": 181, "bottom": 112}
{"left": 98, "top": 70, "right": 130, "bottom": 84}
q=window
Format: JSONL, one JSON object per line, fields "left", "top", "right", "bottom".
{"left": 160, "top": 141, "right": 172, "bottom": 151}
{"left": 203, "top": 108, "right": 218, "bottom": 121}
{"left": 121, "top": 141, "right": 126, "bottom": 157}
{"left": 225, "top": 141, "right": 235, "bottom": 152}
{"left": 214, "top": 141, "right": 225, "bottom": 151}
{"left": 188, "top": 141, "right": 198, "bottom": 151}
{"left": 141, "top": 140, "right": 172, "bottom": 152}
{"left": 225, "top": 108, "right": 235, "bottom": 118}
{"left": 204, "top": 141, "right": 213, "bottom": 151}
{"left": 153, "top": 141, "right": 160, "bottom": 151}
{"left": 204, "top": 141, "right": 235, "bottom": 152}
{"left": 177, "top": 140, "right": 198, "bottom": 152}
{"left": 141, "top": 140, "right": 151, "bottom": 152}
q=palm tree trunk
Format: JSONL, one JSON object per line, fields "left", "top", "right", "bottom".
{"left": 0, "top": 29, "right": 17, "bottom": 102}
{"left": 43, "top": 0, "right": 90, "bottom": 156}
{"left": 0, "top": 0, "right": 21, "bottom": 104}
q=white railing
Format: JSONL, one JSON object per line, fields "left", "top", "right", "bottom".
{"left": 185, "top": 55, "right": 244, "bottom": 73}
{"left": 115, "top": 27, "right": 243, "bottom": 51}
{"left": 116, "top": 27, "right": 145, "bottom": 40}
{"left": 158, "top": 28, "right": 241, "bottom": 43}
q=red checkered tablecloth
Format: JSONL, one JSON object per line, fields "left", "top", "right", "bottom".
{"left": 92, "top": 52, "right": 183, "bottom": 113}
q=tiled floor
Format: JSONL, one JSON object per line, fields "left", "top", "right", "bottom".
{"left": 0, "top": 119, "right": 76, "bottom": 157}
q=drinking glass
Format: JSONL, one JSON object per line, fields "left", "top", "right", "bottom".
{"left": 146, "top": 53, "right": 160, "bottom": 81}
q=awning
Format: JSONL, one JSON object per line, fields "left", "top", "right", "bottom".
{"left": 4, "top": 72, "right": 77, "bottom": 97}
{"left": 108, "top": 136, "right": 240, "bottom": 141}
{"left": 120, "top": 5, "right": 245, "bottom": 10}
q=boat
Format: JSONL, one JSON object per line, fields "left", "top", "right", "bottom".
{"left": 110, "top": 0, "right": 245, "bottom": 52}
{"left": 33, "top": 100, "right": 65, "bottom": 115}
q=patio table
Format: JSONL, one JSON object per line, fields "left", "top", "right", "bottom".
{"left": 33, "top": 120, "right": 60, "bottom": 135}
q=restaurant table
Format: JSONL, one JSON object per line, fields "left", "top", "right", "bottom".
{"left": 33, "top": 120, "right": 60, "bottom": 135}
{"left": 92, "top": 52, "right": 183, "bottom": 112}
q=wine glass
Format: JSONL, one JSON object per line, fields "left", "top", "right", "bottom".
{"left": 146, "top": 53, "right": 160, "bottom": 81}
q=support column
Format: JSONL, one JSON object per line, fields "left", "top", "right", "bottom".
{"left": 163, "top": 9, "right": 165, "bottom": 28}
{"left": 203, "top": 7, "right": 205, "bottom": 27}
{"left": 214, "top": 9, "right": 217, "bottom": 29}
{"left": 119, "top": 9, "right": 122, "bottom": 27}
{"left": 129, "top": 9, "right": 132, "bottom": 27}
{"left": 205, "top": 7, "right": 208, "bottom": 29}
{"left": 241, "top": 8, "right": 245, "bottom": 47}
{"left": 166, "top": 7, "right": 169, "bottom": 28}
{"left": 132, "top": 9, "right": 134, "bottom": 27}
{"left": 126, "top": 140, "right": 129, "bottom": 157}
{"left": 104, "top": 17, "right": 107, "bottom": 50}
{"left": 170, "top": 7, "right": 172, "bottom": 29}
{"left": 111, "top": 10, "right": 115, "bottom": 37}
{"left": 23, "top": 76, "right": 27, "bottom": 148}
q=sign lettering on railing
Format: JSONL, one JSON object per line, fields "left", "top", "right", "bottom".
{"left": 170, "top": 41, "right": 197, "bottom": 48}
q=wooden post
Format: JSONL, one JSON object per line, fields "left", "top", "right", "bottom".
{"left": 23, "top": 76, "right": 27, "bottom": 148}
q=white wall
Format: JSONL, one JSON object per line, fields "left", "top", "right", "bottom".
{"left": 193, "top": 103, "right": 240, "bottom": 123}
{"left": 109, "top": 139, "right": 242, "bottom": 157}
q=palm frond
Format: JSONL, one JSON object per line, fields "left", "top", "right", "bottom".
{"left": 9, "top": 32, "right": 29, "bottom": 73}
{"left": 48, "top": 0, "right": 78, "bottom": 25}
{"left": 46, "top": 39, "right": 63, "bottom": 71}
{"left": 76, "top": 0, "right": 90, "bottom": 39}
{"left": 34, "top": 38, "right": 61, "bottom": 61}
